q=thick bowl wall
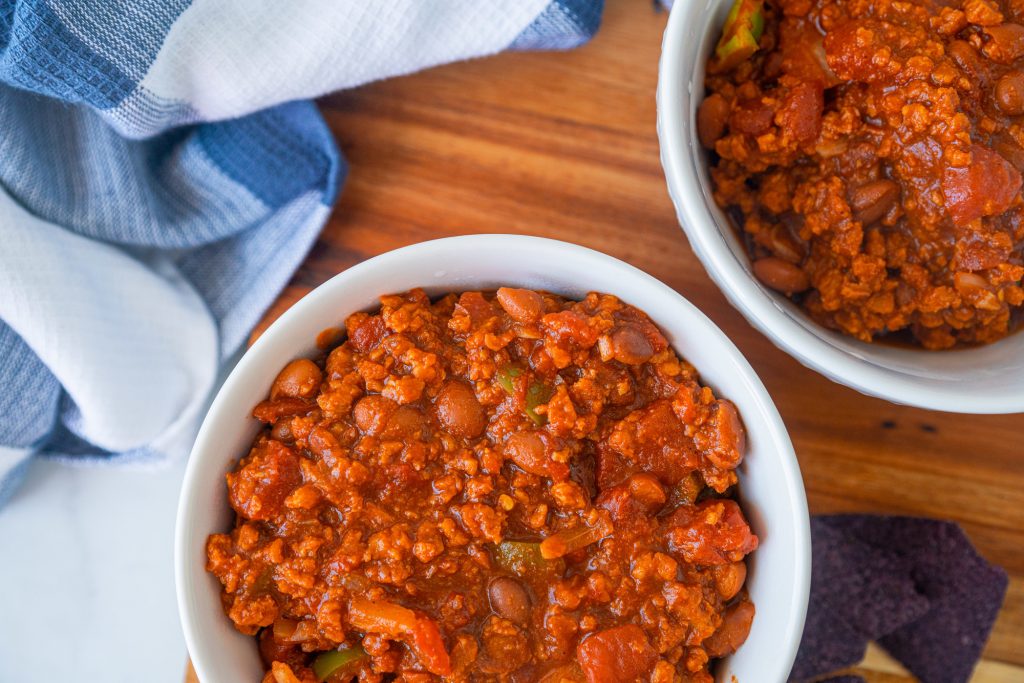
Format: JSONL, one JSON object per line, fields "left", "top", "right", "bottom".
{"left": 175, "top": 235, "right": 811, "bottom": 683}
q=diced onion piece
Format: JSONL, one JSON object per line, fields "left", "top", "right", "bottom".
{"left": 494, "top": 540, "right": 566, "bottom": 579}
{"left": 539, "top": 663, "right": 586, "bottom": 682}
{"left": 270, "top": 662, "right": 303, "bottom": 683}
{"left": 539, "top": 518, "right": 613, "bottom": 560}
{"left": 272, "top": 619, "right": 297, "bottom": 641}
{"left": 348, "top": 597, "right": 419, "bottom": 637}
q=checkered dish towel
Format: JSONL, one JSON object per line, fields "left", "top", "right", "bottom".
{"left": 0, "top": 0, "right": 603, "bottom": 505}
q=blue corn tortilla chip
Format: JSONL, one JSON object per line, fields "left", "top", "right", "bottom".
{"left": 790, "top": 519, "right": 929, "bottom": 681}
{"left": 791, "top": 617, "right": 868, "bottom": 683}
{"left": 820, "top": 677, "right": 866, "bottom": 683}
{"left": 793, "top": 516, "right": 1006, "bottom": 683}
{"left": 826, "top": 516, "right": 1008, "bottom": 683}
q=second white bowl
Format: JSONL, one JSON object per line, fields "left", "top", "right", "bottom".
{"left": 657, "top": 0, "right": 1024, "bottom": 413}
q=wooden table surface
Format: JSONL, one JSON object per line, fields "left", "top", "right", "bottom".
{"left": 188, "top": 1, "right": 1024, "bottom": 680}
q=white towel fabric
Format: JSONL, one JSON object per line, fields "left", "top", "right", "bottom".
{"left": 0, "top": 0, "right": 603, "bottom": 505}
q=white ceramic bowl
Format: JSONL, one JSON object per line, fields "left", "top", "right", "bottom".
{"left": 657, "top": 0, "right": 1024, "bottom": 413}
{"left": 175, "top": 234, "right": 810, "bottom": 683}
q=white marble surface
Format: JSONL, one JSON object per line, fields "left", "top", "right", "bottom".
{"left": 0, "top": 456, "right": 188, "bottom": 683}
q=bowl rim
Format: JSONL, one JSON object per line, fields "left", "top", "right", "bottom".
{"left": 175, "top": 233, "right": 811, "bottom": 683}
{"left": 656, "top": 0, "right": 1024, "bottom": 414}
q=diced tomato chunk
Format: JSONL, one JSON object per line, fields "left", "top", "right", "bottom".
{"left": 252, "top": 397, "right": 313, "bottom": 423}
{"left": 596, "top": 474, "right": 666, "bottom": 532}
{"left": 542, "top": 310, "right": 599, "bottom": 349}
{"left": 602, "top": 401, "right": 697, "bottom": 488}
{"left": 824, "top": 20, "right": 889, "bottom": 82}
{"left": 577, "top": 624, "right": 658, "bottom": 683}
{"left": 455, "top": 291, "right": 498, "bottom": 326}
{"left": 349, "top": 315, "right": 386, "bottom": 353}
{"left": 954, "top": 231, "right": 1013, "bottom": 271}
{"left": 410, "top": 615, "right": 452, "bottom": 676}
{"left": 664, "top": 500, "right": 759, "bottom": 565}
{"left": 943, "top": 145, "right": 1022, "bottom": 226}
{"left": 776, "top": 80, "right": 823, "bottom": 142}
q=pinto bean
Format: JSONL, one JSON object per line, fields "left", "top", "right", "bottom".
{"left": 948, "top": 40, "right": 984, "bottom": 78}
{"left": 697, "top": 93, "right": 730, "bottom": 148}
{"left": 252, "top": 397, "right": 311, "bottom": 423}
{"left": 610, "top": 325, "right": 654, "bottom": 365}
{"left": 353, "top": 395, "right": 397, "bottom": 436}
{"left": 435, "top": 380, "right": 486, "bottom": 438}
{"left": 386, "top": 406, "right": 428, "bottom": 439}
{"left": 349, "top": 314, "right": 386, "bottom": 353}
{"left": 270, "top": 359, "right": 322, "bottom": 400}
{"left": 752, "top": 257, "right": 810, "bottom": 294}
{"left": 994, "top": 137, "right": 1024, "bottom": 172}
{"left": 849, "top": 179, "right": 900, "bottom": 225}
{"left": 496, "top": 287, "right": 545, "bottom": 324}
{"left": 504, "top": 431, "right": 569, "bottom": 480}
{"left": 712, "top": 562, "right": 748, "bottom": 600}
{"left": 505, "top": 431, "right": 548, "bottom": 475}
{"left": 996, "top": 71, "right": 1024, "bottom": 115}
{"left": 307, "top": 426, "right": 342, "bottom": 462}
{"left": 983, "top": 23, "right": 1024, "bottom": 64}
{"left": 488, "top": 576, "right": 531, "bottom": 625}
{"left": 271, "top": 420, "right": 293, "bottom": 442}
{"left": 768, "top": 226, "right": 804, "bottom": 264}
{"left": 703, "top": 599, "right": 756, "bottom": 657}
{"left": 707, "top": 399, "right": 746, "bottom": 470}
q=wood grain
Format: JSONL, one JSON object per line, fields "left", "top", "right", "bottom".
{"left": 192, "top": 0, "right": 1024, "bottom": 680}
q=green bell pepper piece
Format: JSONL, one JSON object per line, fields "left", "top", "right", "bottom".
{"left": 497, "top": 365, "right": 551, "bottom": 426}
{"left": 715, "top": 0, "right": 765, "bottom": 71}
{"left": 312, "top": 646, "right": 366, "bottom": 681}
{"left": 496, "top": 365, "right": 523, "bottom": 393}
{"left": 524, "top": 381, "right": 553, "bottom": 426}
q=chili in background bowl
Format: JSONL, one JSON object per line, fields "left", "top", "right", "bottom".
{"left": 657, "top": 0, "right": 1024, "bottom": 413}
{"left": 175, "top": 235, "right": 810, "bottom": 682}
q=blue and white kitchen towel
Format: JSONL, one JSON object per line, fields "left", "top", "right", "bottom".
{"left": 0, "top": 0, "right": 603, "bottom": 506}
